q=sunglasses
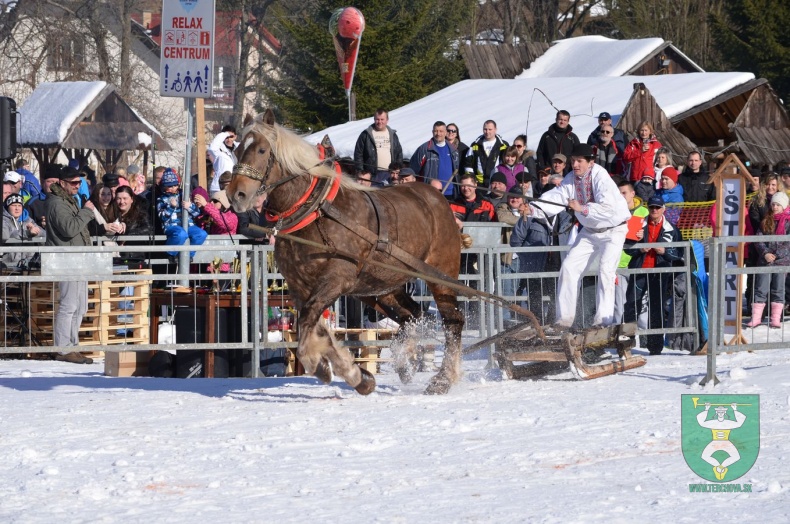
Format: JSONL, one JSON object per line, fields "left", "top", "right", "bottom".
{"left": 63, "top": 179, "right": 81, "bottom": 186}
{"left": 648, "top": 205, "right": 663, "bottom": 209}
{"left": 601, "top": 130, "right": 613, "bottom": 135}
{"left": 446, "top": 129, "right": 457, "bottom": 133}
{"left": 515, "top": 144, "right": 524, "bottom": 149}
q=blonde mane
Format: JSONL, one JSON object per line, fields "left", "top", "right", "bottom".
{"left": 245, "top": 121, "right": 372, "bottom": 192}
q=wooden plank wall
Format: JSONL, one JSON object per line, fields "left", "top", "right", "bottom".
{"left": 461, "top": 43, "right": 550, "bottom": 79}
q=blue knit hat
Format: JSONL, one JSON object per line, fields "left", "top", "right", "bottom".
{"left": 161, "top": 168, "right": 180, "bottom": 187}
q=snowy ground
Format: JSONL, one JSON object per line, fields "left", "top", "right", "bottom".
{"left": 1, "top": 345, "right": 788, "bottom": 523}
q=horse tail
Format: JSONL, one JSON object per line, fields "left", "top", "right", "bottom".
{"left": 460, "top": 233, "right": 473, "bottom": 249}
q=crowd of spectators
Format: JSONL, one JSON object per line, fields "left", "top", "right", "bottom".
{"left": 5, "top": 109, "right": 789, "bottom": 359}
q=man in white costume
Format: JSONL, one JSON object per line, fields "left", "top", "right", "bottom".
{"left": 522, "top": 143, "right": 630, "bottom": 328}
{"left": 208, "top": 125, "right": 239, "bottom": 194}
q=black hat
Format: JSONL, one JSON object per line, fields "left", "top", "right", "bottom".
{"left": 102, "top": 173, "right": 120, "bottom": 188}
{"left": 399, "top": 167, "right": 416, "bottom": 178}
{"left": 779, "top": 166, "right": 790, "bottom": 177}
{"left": 516, "top": 171, "right": 536, "bottom": 184}
{"left": 508, "top": 186, "right": 524, "bottom": 197}
{"left": 647, "top": 196, "right": 665, "bottom": 208}
{"left": 59, "top": 166, "right": 81, "bottom": 181}
{"left": 490, "top": 172, "right": 508, "bottom": 185}
{"left": 571, "top": 143, "right": 594, "bottom": 158}
{"left": 4, "top": 193, "right": 24, "bottom": 209}
{"left": 598, "top": 112, "right": 612, "bottom": 120}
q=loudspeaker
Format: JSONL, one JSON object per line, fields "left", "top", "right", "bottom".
{"left": 173, "top": 307, "right": 229, "bottom": 378}
{"left": 0, "top": 97, "right": 17, "bottom": 160}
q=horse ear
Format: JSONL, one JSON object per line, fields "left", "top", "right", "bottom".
{"left": 262, "top": 109, "right": 276, "bottom": 126}
{"left": 242, "top": 113, "right": 253, "bottom": 127}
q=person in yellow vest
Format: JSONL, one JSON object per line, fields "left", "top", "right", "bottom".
{"left": 614, "top": 180, "right": 649, "bottom": 324}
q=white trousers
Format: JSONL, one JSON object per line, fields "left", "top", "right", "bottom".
{"left": 556, "top": 223, "right": 628, "bottom": 327}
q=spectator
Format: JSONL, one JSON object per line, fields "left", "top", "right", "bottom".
{"left": 397, "top": 167, "right": 417, "bottom": 184}
{"left": 510, "top": 189, "right": 562, "bottom": 323}
{"left": 237, "top": 193, "right": 270, "bottom": 244}
{"left": 496, "top": 186, "right": 525, "bottom": 319}
{"left": 102, "top": 173, "right": 123, "bottom": 198}
{"left": 587, "top": 112, "right": 626, "bottom": 152}
{"left": 387, "top": 162, "right": 402, "bottom": 185}
{"left": 679, "top": 150, "right": 715, "bottom": 203}
{"left": 26, "top": 165, "right": 61, "bottom": 228}
{"left": 654, "top": 148, "right": 674, "bottom": 180}
{"left": 113, "top": 168, "right": 131, "bottom": 189}
{"left": 114, "top": 186, "right": 152, "bottom": 236}
{"left": 534, "top": 167, "right": 552, "bottom": 198}
{"left": 614, "top": 180, "right": 649, "bottom": 324}
{"left": 657, "top": 166, "right": 684, "bottom": 225}
{"left": 515, "top": 171, "right": 535, "bottom": 199}
{"left": 157, "top": 168, "right": 207, "bottom": 259}
{"left": 356, "top": 170, "right": 372, "bottom": 187}
{"left": 353, "top": 108, "right": 403, "bottom": 186}
{"left": 634, "top": 169, "right": 657, "bottom": 202}
{"left": 2, "top": 194, "right": 45, "bottom": 267}
{"left": 521, "top": 143, "right": 631, "bottom": 329}
{"left": 450, "top": 173, "right": 495, "bottom": 227}
{"left": 218, "top": 171, "right": 233, "bottom": 192}
{"left": 779, "top": 166, "right": 790, "bottom": 192}
{"left": 623, "top": 196, "right": 684, "bottom": 355}
{"left": 623, "top": 121, "right": 662, "bottom": 182}
{"left": 485, "top": 172, "right": 509, "bottom": 208}
{"left": 15, "top": 158, "right": 42, "bottom": 201}
{"left": 45, "top": 167, "right": 121, "bottom": 364}
{"left": 465, "top": 120, "right": 509, "bottom": 189}
{"left": 512, "top": 134, "right": 538, "bottom": 180}
{"left": 4, "top": 170, "right": 22, "bottom": 196}
{"left": 193, "top": 189, "right": 238, "bottom": 235}
{"left": 495, "top": 145, "right": 524, "bottom": 191}
{"left": 446, "top": 123, "right": 468, "bottom": 162}
{"left": 536, "top": 110, "right": 580, "bottom": 171}
{"left": 592, "top": 122, "right": 623, "bottom": 175}
{"left": 89, "top": 183, "right": 117, "bottom": 224}
{"left": 750, "top": 174, "right": 780, "bottom": 234}
{"left": 746, "top": 192, "right": 790, "bottom": 328}
{"left": 127, "top": 165, "right": 147, "bottom": 195}
{"left": 410, "top": 121, "right": 459, "bottom": 197}
{"left": 208, "top": 124, "right": 238, "bottom": 194}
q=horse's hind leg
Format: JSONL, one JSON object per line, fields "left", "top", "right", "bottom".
{"left": 424, "top": 284, "right": 464, "bottom": 395}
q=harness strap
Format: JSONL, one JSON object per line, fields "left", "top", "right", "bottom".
{"left": 275, "top": 175, "right": 341, "bottom": 235}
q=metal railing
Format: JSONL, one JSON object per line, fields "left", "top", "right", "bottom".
{"left": 705, "top": 234, "right": 790, "bottom": 384}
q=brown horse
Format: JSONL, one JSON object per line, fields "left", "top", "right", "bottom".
{"left": 227, "top": 110, "right": 465, "bottom": 395}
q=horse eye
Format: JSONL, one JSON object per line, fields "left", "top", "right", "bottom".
{"left": 258, "top": 148, "right": 267, "bottom": 155}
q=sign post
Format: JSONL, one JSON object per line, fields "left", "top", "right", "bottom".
{"left": 160, "top": 0, "right": 215, "bottom": 278}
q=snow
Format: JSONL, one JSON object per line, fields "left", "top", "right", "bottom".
{"left": 305, "top": 73, "right": 755, "bottom": 158}
{"left": 18, "top": 81, "right": 108, "bottom": 145}
{"left": 1, "top": 346, "right": 788, "bottom": 521}
{"left": 519, "top": 36, "right": 695, "bottom": 79}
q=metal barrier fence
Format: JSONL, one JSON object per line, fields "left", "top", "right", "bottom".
{"left": 1, "top": 233, "right": 700, "bottom": 377}
{"left": 705, "top": 234, "right": 790, "bottom": 385}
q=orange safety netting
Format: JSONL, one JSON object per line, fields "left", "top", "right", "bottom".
{"left": 665, "top": 193, "right": 755, "bottom": 241}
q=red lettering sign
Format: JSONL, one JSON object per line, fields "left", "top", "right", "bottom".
{"left": 171, "top": 17, "right": 203, "bottom": 29}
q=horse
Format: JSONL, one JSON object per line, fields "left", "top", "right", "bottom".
{"left": 227, "top": 110, "right": 465, "bottom": 395}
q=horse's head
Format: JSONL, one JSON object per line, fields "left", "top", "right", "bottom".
{"left": 227, "top": 109, "right": 281, "bottom": 212}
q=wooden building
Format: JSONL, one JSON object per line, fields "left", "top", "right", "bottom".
{"left": 616, "top": 83, "right": 698, "bottom": 165}
{"left": 461, "top": 43, "right": 550, "bottom": 79}
{"left": 17, "top": 82, "right": 170, "bottom": 175}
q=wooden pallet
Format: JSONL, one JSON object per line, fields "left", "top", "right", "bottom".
{"left": 282, "top": 327, "right": 395, "bottom": 375}
{"left": 23, "top": 269, "right": 152, "bottom": 347}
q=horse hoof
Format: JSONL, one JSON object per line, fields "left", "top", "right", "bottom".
{"left": 424, "top": 376, "right": 451, "bottom": 395}
{"left": 354, "top": 368, "right": 376, "bottom": 395}
{"left": 314, "top": 357, "right": 333, "bottom": 384}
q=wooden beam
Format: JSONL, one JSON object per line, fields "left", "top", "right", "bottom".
{"left": 196, "top": 98, "right": 207, "bottom": 190}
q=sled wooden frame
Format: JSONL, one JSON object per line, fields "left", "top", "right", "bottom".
{"left": 246, "top": 223, "right": 646, "bottom": 381}
{"left": 467, "top": 322, "right": 647, "bottom": 381}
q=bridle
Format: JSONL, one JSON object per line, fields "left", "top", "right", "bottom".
{"left": 231, "top": 146, "right": 281, "bottom": 196}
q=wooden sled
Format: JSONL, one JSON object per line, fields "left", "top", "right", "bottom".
{"left": 465, "top": 322, "right": 646, "bottom": 380}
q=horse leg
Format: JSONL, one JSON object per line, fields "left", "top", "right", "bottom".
{"left": 424, "top": 284, "right": 464, "bottom": 395}
{"left": 361, "top": 288, "right": 422, "bottom": 384}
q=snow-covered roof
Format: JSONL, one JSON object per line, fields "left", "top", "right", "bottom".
{"left": 518, "top": 36, "right": 697, "bottom": 79}
{"left": 18, "top": 81, "right": 109, "bottom": 145}
{"left": 304, "top": 72, "right": 755, "bottom": 158}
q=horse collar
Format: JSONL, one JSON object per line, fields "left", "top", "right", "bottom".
{"left": 267, "top": 175, "right": 342, "bottom": 235}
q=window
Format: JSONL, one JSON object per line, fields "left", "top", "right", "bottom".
{"left": 47, "top": 35, "right": 86, "bottom": 72}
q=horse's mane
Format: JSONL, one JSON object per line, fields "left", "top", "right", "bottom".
{"left": 245, "top": 121, "right": 373, "bottom": 192}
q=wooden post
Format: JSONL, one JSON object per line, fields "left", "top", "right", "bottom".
{"left": 196, "top": 98, "right": 207, "bottom": 190}
{"left": 709, "top": 153, "right": 753, "bottom": 345}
